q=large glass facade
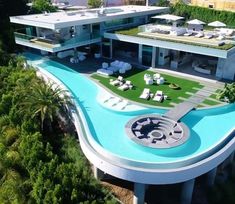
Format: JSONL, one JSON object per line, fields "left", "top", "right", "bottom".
{"left": 104, "top": 18, "right": 134, "bottom": 28}
{"left": 142, "top": 45, "right": 152, "bottom": 67}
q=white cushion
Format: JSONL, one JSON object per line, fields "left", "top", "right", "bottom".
{"left": 79, "top": 55, "right": 86, "bottom": 61}
{"left": 102, "top": 62, "right": 109, "bottom": 69}
{"left": 119, "top": 68, "right": 126, "bottom": 74}
{"left": 97, "top": 69, "right": 113, "bottom": 76}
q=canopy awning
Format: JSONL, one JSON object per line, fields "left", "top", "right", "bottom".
{"left": 187, "top": 19, "right": 206, "bottom": 25}
{"left": 208, "top": 21, "right": 226, "bottom": 27}
{"left": 152, "top": 14, "right": 184, "bottom": 21}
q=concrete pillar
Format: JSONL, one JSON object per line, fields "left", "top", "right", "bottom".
{"left": 133, "top": 183, "right": 145, "bottom": 204}
{"left": 207, "top": 167, "right": 217, "bottom": 187}
{"left": 151, "top": 47, "right": 156, "bottom": 68}
{"left": 36, "top": 27, "right": 40, "bottom": 37}
{"left": 110, "top": 39, "right": 113, "bottom": 59}
{"left": 181, "top": 179, "right": 195, "bottom": 204}
{"left": 138, "top": 44, "right": 143, "bottom": 64}
{"left": 93, "top": 166, "right": 105, "bottom": 180}
{"left": 229, "top": 152, "right": 234, "bottom": 164}
{"left": 216, "top": 57, "right": 226, "bottom": 79}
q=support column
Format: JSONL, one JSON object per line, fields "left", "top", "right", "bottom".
{"left": 110, "top": 39, "right": 113, "bottom": 59}
{"left": 229, "top": 152, "right": 234, "bottom": 164}
{"left": 133, "top": 183, "right": 145, "bottom": 204}
{"left": 138, "top": 44, "right": 143, "bottom": 65}
{"left": 100, "top": 22, "right": 105, "bottom": 58}
{"left": 93, "top": 166, "right": 105, "bottom": 180}
{"left": 151, "top": 47, "right": 156, "bottom": 68}
{"left": 181, "top": 179, "right": 195, "bottom": 204}
{"left": 207, "top": 167, "right": 217, "bottom": 187}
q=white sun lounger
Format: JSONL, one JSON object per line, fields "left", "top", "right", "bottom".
{"left": 118, "top": 80, "right": 132, "bottom": 91}
{"left": 139, "top": 88, "right": 150, "bottom": 99}
{"left": 195, "top": 32, "right": 204, "bottom": 38}
{"left": 110, "top": 76, "right": 124, "bottom": 86}
{"left": 153, "top": 90, "right": 163, "bottom": 102}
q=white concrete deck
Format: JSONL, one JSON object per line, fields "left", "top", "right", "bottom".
{"left": 10, "top": 5, "right": 168, "bottom": 29}
{"left": 96, "top": 86, "right": 147, "bottom": 112}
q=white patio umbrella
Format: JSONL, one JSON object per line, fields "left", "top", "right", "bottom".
{"left": 152, "top": 14, "right": 184, "bottom": 21}
{"left": 152, "top": 14, "right": 184, "bottom": 27}
{"left": 208, "top": 21, "right": 226, "bottom": 27}
{"left": 187, "top": 19, "right": 206, "bottom": 25}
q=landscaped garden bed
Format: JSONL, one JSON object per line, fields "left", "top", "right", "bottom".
{"left": 91, "top": 68, "right": 204, "bottom": 107}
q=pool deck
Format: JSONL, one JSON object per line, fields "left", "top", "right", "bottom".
{"left": 165, "top": 85, "right": 220, "bottom": 121}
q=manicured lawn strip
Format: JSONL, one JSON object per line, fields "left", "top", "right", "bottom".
{"left": 209, "top": 89, "right": 222, "bottom": 99}
{"left": 202, "top": 99, "right": 221, "bottom": 106}
{"left": 114, "top": 28, "right": 234, "bottom": 50}
{"left": 92, "top": 69, "right": 203, "bottom": 107}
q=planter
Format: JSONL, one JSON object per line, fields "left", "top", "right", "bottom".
{"left": 169, "top": 83, "right": 180, "bottom": 90}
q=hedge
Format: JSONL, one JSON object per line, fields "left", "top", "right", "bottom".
{"left": 171, "top": 3, "right": 235, "bottom": 27}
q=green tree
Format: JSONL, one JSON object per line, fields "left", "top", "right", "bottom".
{"left": 156, "top": 0, "right": 170, "bottom": 7}
{"left": 32, "top": 0, "right": 57, "bottom": 13}
{"left": 21, "top": 81, "right": 72, "bottom": 131}
{"left": 217, "top": 83, "right": 235, "bottom": 103}
{"left": 88, "top": 0, "right": 102, "bottom": 8}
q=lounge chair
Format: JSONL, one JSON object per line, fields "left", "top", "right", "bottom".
{"left": 217, "top": 35, "right": 225, "bottom": 40}
{"left": 110, "top": 76, "right": 124, "bottom": 86}
{"left": 118, "top": 80, "right": 133, "bottom": 91}
{"left": 139, "top": 88, "right": 150, "bottom": 99}
{"left": 184, "top": 31, "right": 193, "bottom": 36}
{"left": 97, "top": 68, "right": 113, "bottom": 76}
{"left": 204, "top": 32, "right": 213, "bottom": 39}
{"left": 153, "top": 90, "right": 163, "bottom": 102}
{"left": 195, "top": 32, "right": 204, "bottom": 38}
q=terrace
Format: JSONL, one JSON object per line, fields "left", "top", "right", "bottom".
{"left": 114, "top": 26, "right": 235, "bottom": 50}
{"left": 14, "top": 28, "right": 101, "bottom": 52}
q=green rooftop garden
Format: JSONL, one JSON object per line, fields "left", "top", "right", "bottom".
{"left": 114, "top": 27, "right": 234, "bottom": 51}
{"left": 91, "top": 68, "right": 205, "bottom": 108}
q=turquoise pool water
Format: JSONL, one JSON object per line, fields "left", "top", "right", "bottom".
{"left": 25, "top": 53, "right": 235, "bottom": 165}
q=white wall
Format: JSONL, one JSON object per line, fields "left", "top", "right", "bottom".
{"left": 54, "top": 0, "right": 88, "bottom": 6}
{"left": 222, "top": 53, "right": 235, "bottom": 80}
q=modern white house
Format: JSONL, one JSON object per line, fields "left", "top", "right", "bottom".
{"left": 10, "top": 5, "right": 235, "bottom": 204}
{"left": 10, "top": 5, "right": 235, "bottom": 81}
{"left": 10, "top": 5, "right": 167, "bottom": 54}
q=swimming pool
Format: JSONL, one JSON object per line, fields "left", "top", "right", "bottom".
{"left": 25, "top": 53, "right": 235, "bottom": 169}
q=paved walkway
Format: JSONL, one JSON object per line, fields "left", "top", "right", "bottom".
{"left": 164, "top": 83, "right": 223, "bottom": 121}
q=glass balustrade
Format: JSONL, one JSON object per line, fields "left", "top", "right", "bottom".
{"left": 14, "top": 28, "right": 101, "bottom": 50}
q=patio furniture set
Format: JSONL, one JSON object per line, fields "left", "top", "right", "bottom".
{"left": 109, "top": 76, "right": 134, "bottom": 91}
{"left": 97, "top": 60, "right": 132, "bottom": 76}
{"left": 143, "top": 15, "right": 234, "bottom": 41}
{"left": 70, "top": 52, "right": 87, "bottom": 63}
{"left": 139, "top": 88, "right": 167, "bottom": 102}
{"left": 144, "top": 73, "right": 165, "bottom": 85}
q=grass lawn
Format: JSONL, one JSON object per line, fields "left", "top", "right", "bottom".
{"left": 91, "top": 68, "right": 204, "bottom": 107}
{"left": 202, "top": 99, "right": 221, "bottom": 106}
{"left": 114, "top": 27, "right": 234, "bottom": 50}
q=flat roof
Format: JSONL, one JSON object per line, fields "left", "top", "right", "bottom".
{"left": 10, "top": 5, "right": 168, "bottom": 29}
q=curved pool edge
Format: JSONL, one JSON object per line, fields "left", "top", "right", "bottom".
{"left": 33, "top": 63, "right": 235, "bottom": 185}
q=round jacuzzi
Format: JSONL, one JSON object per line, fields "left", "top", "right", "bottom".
{"left": 125, "top": 114, "right": 190, "bottom": 149}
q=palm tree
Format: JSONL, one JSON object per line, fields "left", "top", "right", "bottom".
{"left": 217, "top": 83, "right": 235, "bottom": 103}
{"left": 21, "top": 81, "right": 72, "bottom": 131}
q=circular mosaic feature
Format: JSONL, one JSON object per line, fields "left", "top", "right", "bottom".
{"left": 125, "top": 114, "right": 190, "bottom": 149}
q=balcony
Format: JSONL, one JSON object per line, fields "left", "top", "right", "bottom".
{"left": 14, "top": 29, "right": 101, "bottom": 52}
